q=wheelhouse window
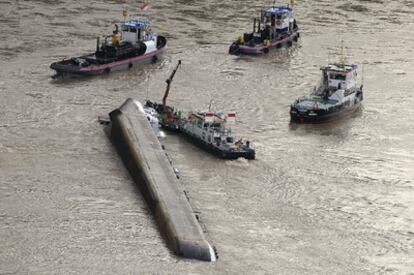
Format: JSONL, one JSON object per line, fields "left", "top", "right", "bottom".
{"left": 329, "top": 73, "right": 346, "bottom": 80}
{"left": 122, "top": 26, "right": 137, "bottom": 33}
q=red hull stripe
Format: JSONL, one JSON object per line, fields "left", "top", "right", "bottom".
{"left": 238, "top": 33, "right": 296, "bottom": 52}
{"left": 79, "top": 48, "right": 165, "bottom": 72}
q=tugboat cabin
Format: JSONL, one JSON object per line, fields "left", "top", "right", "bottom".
{"left": 246, "top": 6, "right": 297, "bottom": 46}
{"left": 261, "top": 7, "right": 294, "bottom": 34}
{"left": 186, "top": 112, "right": 236, "bottom": 144}
{"left": 120, "top": 19, "right": 152, "bottom": 45}
{"left": 321, "top": 64, "right": 358, "bottom": 91}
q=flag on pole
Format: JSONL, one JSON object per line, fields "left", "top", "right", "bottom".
{"left": 204, "top": 113, "right": 214, "bottom": 123}
{"left": 226, "top": 113, "right": 236, "bottom": 123}
{"left": 140, "top": 1, "right": 151, "bottom": 10}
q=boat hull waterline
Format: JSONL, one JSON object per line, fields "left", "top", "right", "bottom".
{"left": 180, "top": 129, "right": 256, "bottom": 160}
{"left": 229, "top": 31, "right": 299, "bottom": 55}
{"left": 51, "top": 48, "right": 164, "bottom": 77}
{"left": 290, "top": 94, "right": 363, "bottom": 124}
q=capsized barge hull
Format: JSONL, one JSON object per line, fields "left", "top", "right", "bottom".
{"left": 108, "top": 98, "right": 216, "bottom": 261}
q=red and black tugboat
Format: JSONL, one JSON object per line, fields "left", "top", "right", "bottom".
{"left": 50, "top": 10, "right": 166, "bottom": 78}
{"left": 229, "top": 1, "right": 299, "bottom": 55}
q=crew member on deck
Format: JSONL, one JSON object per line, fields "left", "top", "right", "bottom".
{"left": 112, "top": 24, "right": 121, "bottom": 46}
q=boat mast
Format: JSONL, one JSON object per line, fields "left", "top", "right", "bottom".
{"left": 162, "top": 60, "right": 182, "bottom": 109}
{"left": 361, "top": 62, "right": 365, "bottom": 89}
{"left": 339, "top": 40, "right": 345, "bottom": 66}
{"left": 122, "top": 7, "right": 128, "bottom": 23}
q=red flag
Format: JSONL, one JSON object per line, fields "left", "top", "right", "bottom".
{"left": 226, "top": 113, "right": 236, "bottom": 123}
{"left": 204, "top": 113, "right": 214, "bottom": 123}
{"left": 140, "top": 2, "right": 151, "bottom": 10}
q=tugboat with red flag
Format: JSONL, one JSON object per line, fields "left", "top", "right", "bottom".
{"left": 145, "top": 61, "right": 255, "bottom": 160}
{"left": 50, "top": 7, "right": 166, "bottom": 78}
{"left": 229, "top": 1, "right": 299, "bottom": 55}
{"left": 290, "top": 49, "right": 364, "bottom": 124}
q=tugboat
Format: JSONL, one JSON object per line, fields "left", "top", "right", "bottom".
{"left": 180, "top": 111, "right": 255, "bottom": 160}
{"left": 229, "top": 2, "right": 299, "bottom": 55}
{"left": 50, "top": 10, "right": 166, "bottom": 77}
{"left": 290, "top": 52, "right": 364, "bottom": 124}
{"left": 145, "top": 61, "right": 255, "bottom": 160}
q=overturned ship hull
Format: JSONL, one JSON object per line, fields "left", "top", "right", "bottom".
{"left": 107, "top": 98, "right": 217, "bottom": 261}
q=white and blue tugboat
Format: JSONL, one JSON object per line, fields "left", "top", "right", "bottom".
{"left": 50, "top": 12, "right": 166, "bottom": 77}
{"left": 229, "top": 2, "right": 299, "bottom": 55}
{"left": 290, "top": 59, "right": 363, "bottom": 124}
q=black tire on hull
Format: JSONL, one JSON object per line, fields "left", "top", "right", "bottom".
{"left": 135, "top": 42, "right": 147, "bottom": 56}
{"left": 152, "top": 55, "right": 158, "bottom": 64}
{"left": 229, "top": 43, "right": 240, "bottom": 55}
{"left": 156, "top": 35, "right": 167, "bottom": 49}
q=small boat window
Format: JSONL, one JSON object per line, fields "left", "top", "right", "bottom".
{"left": 329, "top": 73, "right": 346, "bottom": 80}
{"left": 226, "top": 137, "right": 234, "bottom": 143}
{"left": 123, "top": 26, "right": 137, "bottom": 33}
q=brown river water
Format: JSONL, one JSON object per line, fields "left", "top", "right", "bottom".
{"left": 1, "top": 0, "right": 413, "bottom": 274}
